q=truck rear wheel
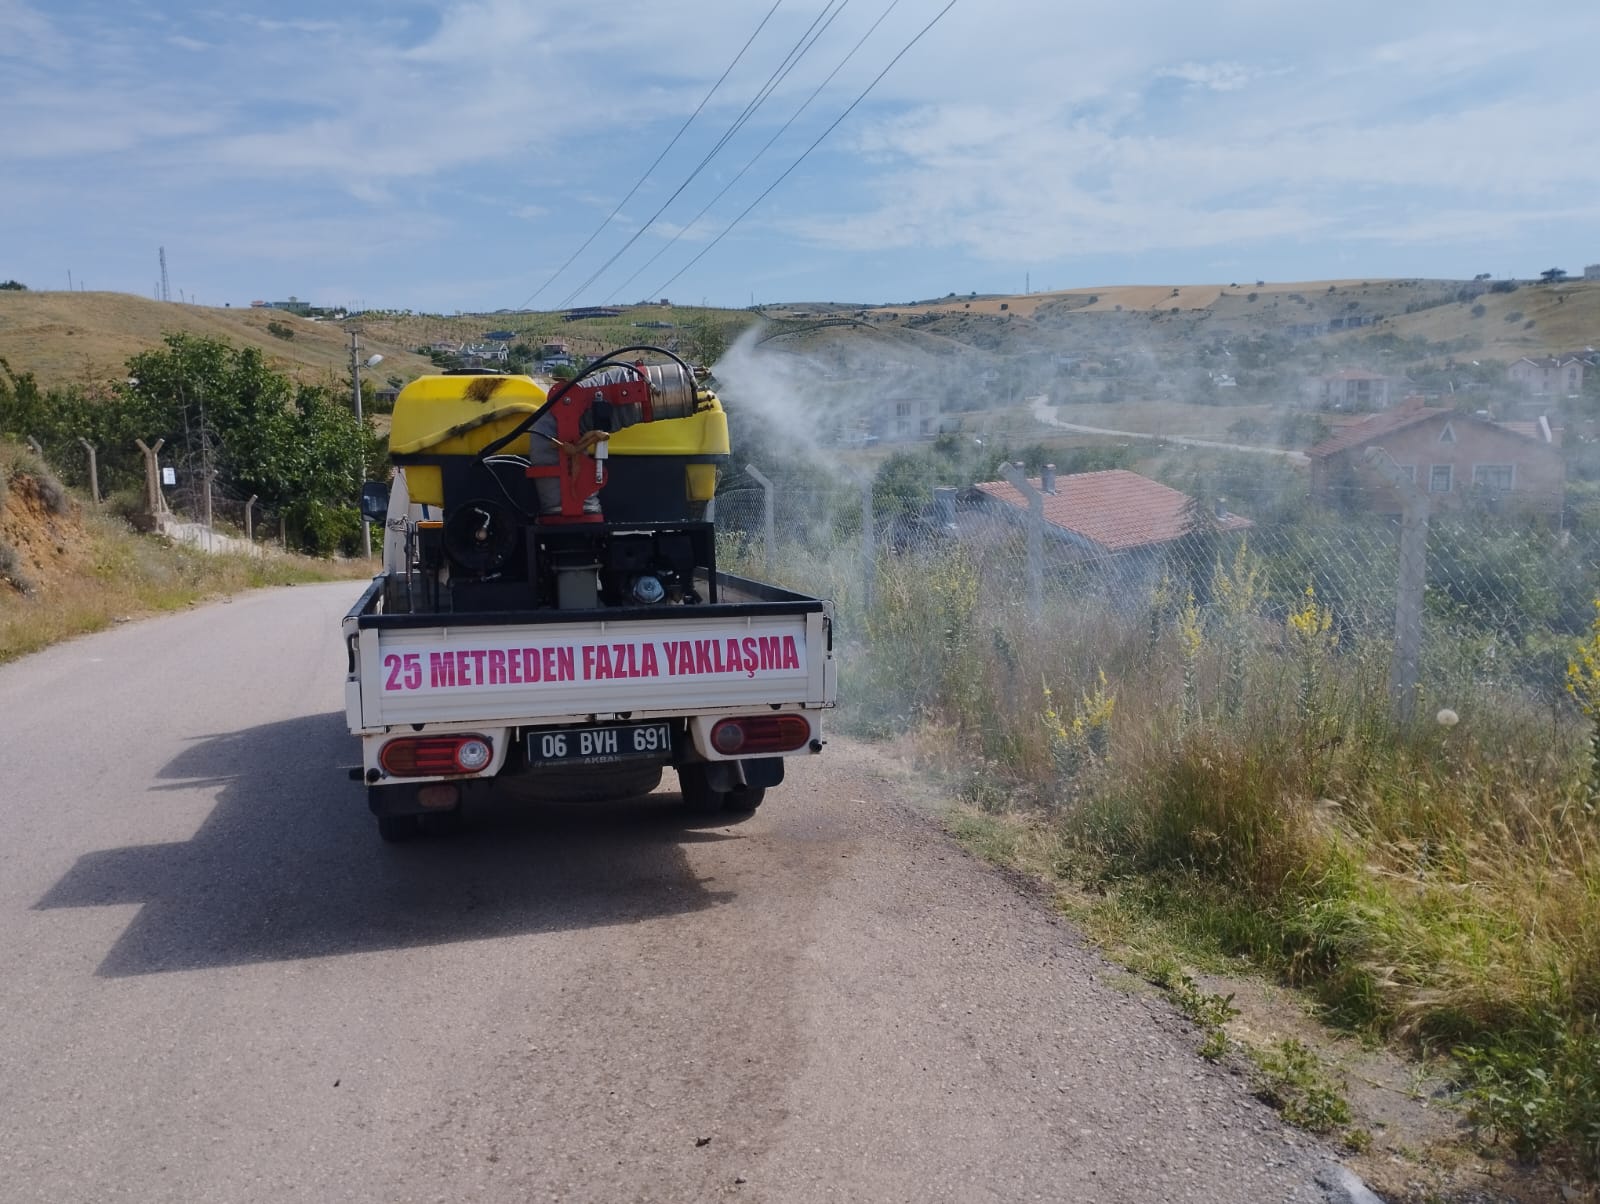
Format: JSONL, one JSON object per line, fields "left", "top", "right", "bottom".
{"left": 677, "top": 763, "right": 727, "bottom": 813}
{"left": 724, "top": 785, "right": 765, "bottom": 813}
{"left": 377, "top": 813, "right": 423, "bottom": 842}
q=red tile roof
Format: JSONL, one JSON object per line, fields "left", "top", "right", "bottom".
{"left": 1306, "top": 407, "right": 1450, "bottom": 458}
{"left": 972, "top": 470, "right": 1252, "bottom": 553}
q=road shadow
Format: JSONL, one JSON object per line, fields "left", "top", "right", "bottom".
{"left": 35, "top": 711, "right": 738, "bottom": 977}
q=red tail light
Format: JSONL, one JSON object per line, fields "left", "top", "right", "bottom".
{"left": 380, "top": 735, "right": 494, "bottom": 777}
{"left": 709, "top": 714, "right": 810, "bottom": 755}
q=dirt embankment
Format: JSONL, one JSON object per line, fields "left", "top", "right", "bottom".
{"left": 0, "top": 459, "right": 83, "bottom": 595}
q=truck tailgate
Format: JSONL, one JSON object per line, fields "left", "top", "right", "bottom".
{"left": 345, "top": 582, "right": 833, "bottom": 731}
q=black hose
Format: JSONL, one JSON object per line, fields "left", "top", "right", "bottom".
{"left": 474, "top": 344, "right": 696, "bottom": 462}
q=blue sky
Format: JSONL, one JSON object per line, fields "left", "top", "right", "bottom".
{"left": 4, "top": 0, "right": 1598, "bottom": 313}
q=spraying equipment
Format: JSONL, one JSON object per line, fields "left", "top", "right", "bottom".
{"left": 343, "top": 347, "right": 836, "bottom": 841}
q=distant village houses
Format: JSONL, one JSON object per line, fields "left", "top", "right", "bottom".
{"left": 1305, "top": 369, "right": 1402, "bottom": 411}
{"left": 1508, "top": 355, "right": 1589, "bottom": 396}
{"left": 1307, "top": 400, "right": 1564, "bottom": 518}
{"left": 873, "top": 397, "right": 943, "bottom": 442}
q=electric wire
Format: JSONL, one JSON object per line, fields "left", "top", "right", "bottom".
{"left": 513, "top": 0, "right": 782, "bottom": 312}
{"left": 555, "top": 0, "right": 850, "bottom": 309}
{"left": 605, "top": 0, "right": 903, "bottom": 305}
{"left": 649, "top": 0, "right": 958, "bottom": 300}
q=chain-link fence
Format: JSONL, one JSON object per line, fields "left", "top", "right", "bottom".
{"left": 714, "top": 477, "right": 1600, "bottom": 730}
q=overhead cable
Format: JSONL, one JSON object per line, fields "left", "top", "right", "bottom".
{"left": 556, "top": 0, "right": 851, "bottom": 309}
{"left": 606, "top": 0, "right": 903, "bottom": 304}
{"left": 513, "top": 0, "right": 782, "bottom": 312}
{"left": 650, "top": 0, "right": 959, "bottom": 300}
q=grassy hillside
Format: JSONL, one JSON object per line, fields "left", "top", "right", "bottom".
{"left": 0, "top": 291, "right": 440, "bottom": 389}
{"left": 869, "top": 277, "right": 1600, "bottom": 364}
{"left": 1348, "top": 279, "right": 1600, "bottom": 359}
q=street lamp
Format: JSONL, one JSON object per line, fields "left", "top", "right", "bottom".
{"left": 349, "top": 331, "right": 384, "bottom": 558}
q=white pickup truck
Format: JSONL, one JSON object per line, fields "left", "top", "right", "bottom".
{"left": 342, "top": 352, "right": 836, "bottom": 841}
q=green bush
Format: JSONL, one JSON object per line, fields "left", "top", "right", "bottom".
{"left": 285, "top": 499, "right": 362, "bottom": 557}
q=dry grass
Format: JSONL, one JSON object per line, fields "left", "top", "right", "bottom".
{"left": 902, "top": 279, "right": 1394, "bottom": 317}
{"left": 0, "top": 290, "right": 440, "bottom": 389}
{"left": 1339, "top": 280, "right": 1600, "bottom": 360}
{"left": 0, "top": 443, "right": 370, "bottom": 662}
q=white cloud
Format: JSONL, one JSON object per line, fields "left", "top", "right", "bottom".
{"left": 1156, "top": 61, "right": 1255, "bottom": 92}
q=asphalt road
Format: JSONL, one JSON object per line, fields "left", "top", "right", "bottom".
{"left": 0, "top": 583, "right": 1353, "bottom": 1203}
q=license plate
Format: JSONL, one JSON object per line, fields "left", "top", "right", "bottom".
{"left": 526, "top": 722, "right": 673, "bottom": 767}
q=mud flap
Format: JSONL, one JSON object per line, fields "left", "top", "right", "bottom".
{"left": 741, "top": 757, "right": 785, "bottom": 789}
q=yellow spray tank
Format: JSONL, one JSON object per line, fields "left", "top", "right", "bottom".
{"left": 387, "top": 370, "right": 729, "bottom": 521}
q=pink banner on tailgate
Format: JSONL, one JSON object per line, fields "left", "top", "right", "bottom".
{"left": 380, "top": 630, "right": 805, "bottom": 695}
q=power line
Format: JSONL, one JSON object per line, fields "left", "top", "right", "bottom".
{"left": 513, "top": 0, "right": 783, "bottom": 312}
{"left": 650, "top": 0, "right": 958, "bottom": 301}
{"left": 556, "top": 0, "right": 851, "bottom": 309}
{"left": 606, "top": 0, "right": 903, "bottom": 305}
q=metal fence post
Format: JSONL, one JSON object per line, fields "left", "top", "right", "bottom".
{"left": 1001, "top": 463, "right": 1044, "bottom": 620}
{"left": 1363, "top": 448, "right": 1429, "bottom": 721}
{"left": 1391, "top": 498, "right": 1429, "bottom": 722}
{"left": 77, "top": 438, "right": 99, "bottom": 504}
{"left": 861, "top": 478, "right": 876, "bottom": 612}
{"left": 245, "top": 495, "right": 257, "bottom": 543}
{"left": 135, "top": 438, "right": 166, "bottom": 522}
{"left": 746, "top": 463, "right": 775, "bottom": 575}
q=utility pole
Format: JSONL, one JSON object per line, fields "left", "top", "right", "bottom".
{"left": 349, "top": 328, "right": 374, "bottom": 558}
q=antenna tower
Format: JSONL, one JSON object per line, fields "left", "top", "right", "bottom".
{"left": 159, "top": 247, "right": 171, "bottom": 302}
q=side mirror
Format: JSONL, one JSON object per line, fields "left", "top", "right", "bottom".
{"left": 359, "top": 481, "right": 390, "bottom": 523}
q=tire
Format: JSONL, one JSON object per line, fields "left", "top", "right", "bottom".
{"left": 422, "top": 808, "right": 465, "bottom": 836}
{"left": 724, "top": 785, "right": 766, "bottom": 813}
{"left": 677, "top": 763, "right": 728, "bottom": 813}
{"left": 377, "top": 813, "right": 423, "bottom": 843}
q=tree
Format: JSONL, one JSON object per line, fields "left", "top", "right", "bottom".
{"left": 0, "top": 280, "right": 26, "bottom": 291}
{"left": 117, "top": 333, "right": 372, "bottom": 549}
{"left": 1540, "top": 267, "right": 1569, "bottom": 284}
{"left": 680, "top": 312, "right": 731, "bottom": 367}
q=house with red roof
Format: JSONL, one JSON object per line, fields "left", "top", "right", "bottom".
{"left": 1307, "top": 401, "right": 1564, "bottom": 516}
{"left": 967, "top": 468, "right": 1252, "bottom": 558}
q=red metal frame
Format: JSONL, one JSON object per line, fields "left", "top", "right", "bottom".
{"left": 527, "top": 366, "right": 654, "bottom": 523}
